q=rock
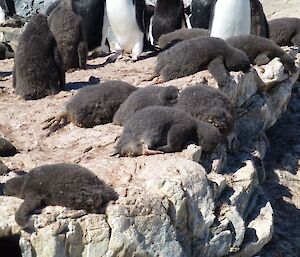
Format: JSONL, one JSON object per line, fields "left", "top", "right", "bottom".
{"left": 0, "top": 160, "right": 9, "bottom": 175}
{"left": 230, "top": 200, "right": 274, "bottom": 257}
{"left": 106, "top": 196, "right": 185, "bottom": 257}
{"left": 181, "top": 144, "right": 202, "bottom": 162}
{"left": 0, "top": 137, "right": 17, "bottom": 157}
{"left": 0, "top": 197, "right": 22, "bottom": 238}
{"left": 14, "top": 0, "right": 55, "bottom": 17}
{"left": 206, "top": 230, "right": 232, "bottom": 257}
{"left": 0, "top": 154, "right": 274, "bottom": 257}
{"left": 0, "top": 42, "right": 299, "bottom": 256}
{"left": 236, "top": 58, "right": 299, "bottom": 151}
{"left": 207, "top": 172, "right": 227, "bottom": 200}
{"left": 255, "top": 58, "right": 288, "bottom": 89}
{"left": 229, "top": 159, "right": 260, "bottom": 216}
{"left": 0, "top": 26, "right": 23, "bottom": 51}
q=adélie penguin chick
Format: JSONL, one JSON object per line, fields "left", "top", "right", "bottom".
{"left": 43, "top": 80, "right": 137, "bottom": 136}
{"left": 114, "top": 106, "right": 221, "bottom": 157}
{"left": 48, "top": 0, "right": 88, "bottom": 71}
{"left": 13, "top": 13, "right": 65, "bottom": 100}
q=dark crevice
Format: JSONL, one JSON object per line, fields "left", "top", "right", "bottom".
{"left": 0, "top": 234, "right": 22, "bottom": 257}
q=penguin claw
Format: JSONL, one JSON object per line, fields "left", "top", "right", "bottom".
{"left": 152, "top": 77, "right": 164, "bottom": 84}
{"left": 141, "top": 143, "right": 164, "bottom": 156}
{"left": 42, "top": 116, "right": 55, "bottom": 125}
{"left": 142, "top": 149, "right": 164, "bottom": 156}
{"left": 42, "top": 114, "right": 67, "bottom": 136}
{"left": 142, "top": 74, "right": 160, "bottom": 82}
{"left": 43, "top": 121, "right": 61, "bottom": 137}
{"left": 105, "top": 52, "right": 123, "bottom": 64}
{"left": 109, "top": 151, "right": 120, "bottom": 157}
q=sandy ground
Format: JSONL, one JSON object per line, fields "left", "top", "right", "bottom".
{"left": 262, "top": 0, "right": 300, "bottom": 20}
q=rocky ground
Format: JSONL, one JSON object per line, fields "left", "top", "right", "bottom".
{"left": 262, "top": 0, "right": 300, "bottom": 20}
{"left": 260, "top": 82, "right": 300, "bottom": 257}
{"left": 256, "top": 1, "right": 300, "bottom": 256}
{"left": 1, "top": 50, "right": 299, "bottom": 257}
{"left": 0, "top": 1, "right": 300, "bottom": 256}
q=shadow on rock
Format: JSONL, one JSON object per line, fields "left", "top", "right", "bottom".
{"left": 260, "top": 83, "right": 300, "bottom": 256}
{"left": 0, "top": 71, "right": 12, "bottom": 78}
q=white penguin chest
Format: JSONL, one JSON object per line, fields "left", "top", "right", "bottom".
{"left": 106, "top": 0, "right": 143, "bottom": 52}
{"left": 210, "top": 0, "right": 251, "bottom": 40}
{"left": 0, "top": 6, "right": 5, "bottom": 23}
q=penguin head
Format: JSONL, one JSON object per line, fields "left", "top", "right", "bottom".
{"left": 3, "top": 176, "right": 25, "bottom": 198}
{"left": 226, "top": 48, "right": 251, "bottom": 72}
{"left": 158, "top": 86, "right": 179, "bottom": 105}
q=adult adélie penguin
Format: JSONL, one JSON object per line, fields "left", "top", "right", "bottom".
{"left": 106, "top": 0, "right": 149, "bottom": 61}
{"left": 190, "top": 0, "right": 214, "bottom": 29}
{"left": 0, "top": 0, "right": 9, "bottom": 23}
{"left": 149, "top": 0, "right": 187, "bottom": 46}
{"left": 210, "top": 0, "right": 251, "bottom": 40}
{"left": 190, "top": 0, "right": 269, "bottom": 40}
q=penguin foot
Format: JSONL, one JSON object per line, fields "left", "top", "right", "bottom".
{"left": 152, "top": 76, "right": 165, "bottom": 84}
{"left": 142, "top": 74, "right": 161, "bottom": 83}
{"left": 141, "top": 144, "right": 164, "bottom": 156}
{"left": 105, "top": 51, "right": 123, "bottom": 63}
{"left": 42, "top": 112, "right": 68, "bottom": 137}
{"left": 66, "top": 68, "right": 77, "bottom": 73}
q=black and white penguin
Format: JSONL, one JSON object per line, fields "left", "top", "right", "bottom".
{"left": 0, "top": 41, "right": 14, "bottom": 59}
{"left": 75, "top": 0, "right": 109, "bottom": 52}
{"left": 190, "top": 0, "right": 214, "bottom": 29}
{"left": 106, "top": 0, "right": 148, "bottom": 60}
{"left": 190, "top": 0, "right": 269, "bottom": 39}
{"left": 0, "top": 6, "right": 4, "bottom": 23}
{"left": 148, "top": 0, "right": 187, "bottom": 45}
{"left": 210, "top": 0, "right": 251, "bottom": 39}
{"left": 0, "top": 0, "right": 8, "bottom": 22}
{"left": 0, "top": 0, "right": 17, "bottom": 22}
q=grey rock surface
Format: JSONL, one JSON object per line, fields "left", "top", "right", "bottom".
{"left": 1, "top": 53, "right": 298, "bottom": 256}
{"left": 14, "top": 0, "right": 54, "bottom": 17}
{"left": 0, "top": 160, "right": 9, "bottom": 175}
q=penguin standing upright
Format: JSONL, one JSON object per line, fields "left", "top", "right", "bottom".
{"left": 74, "top": 0, "right": 109, "bottom": 52}
{"left": 190, "top": 0, "right": 269, "bottom": 39}
{"left": 0, "top": 6, "right": 5, "bottom": 23}
{"left": 48, "top": 0, "right": 88, "bottom": 70}
{"left": 46, "top": 0, "right": 109, "bottom": 52}
{"left": 106, "top": 0, "right": 148, "bottom": 61}
{"left": 0, "top": 0, "right": 8, "bottom": 23}
{"left": 149, "top": 0, "right": 186, "bottom": 45}
{"left": 210, "top": 0, "right": 251, "bottom": 39}
{"left": 190, "top": 0, "right": 214, "bottom": 29}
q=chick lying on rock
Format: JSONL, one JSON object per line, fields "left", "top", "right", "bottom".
{"left": 114, "top": 106, "right": 221, "bottom": 157}
{"left": 43, "top": 80, "right": 137, "bottom": 136}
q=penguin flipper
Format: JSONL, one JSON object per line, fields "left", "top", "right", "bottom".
{"left": 0, "top": 0, "right": 9, "bottom": 13}
{"left": 250, "top": 0, "right": 269, "bottom": 38}
{"left": 207, "top": 56, "right": 230, "bottom": 87}
{"left": 208, "top": 0, "right": 218, "bottom": 32}
{"left": 133, "top": 0, "right": 147, "bottom": 33}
